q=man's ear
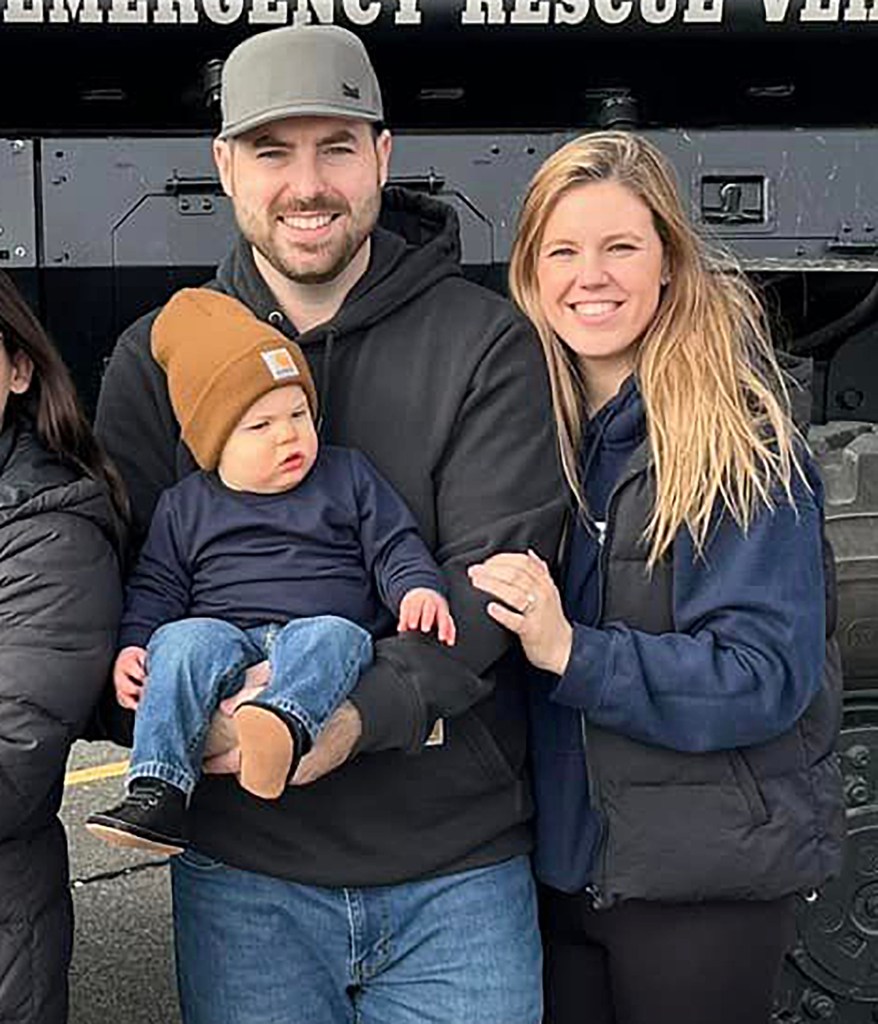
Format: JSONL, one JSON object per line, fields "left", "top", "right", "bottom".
{"left": 376, "top": 129, "right": 392, "bottom": 189}
{"left": 213, "top": 138, "right": 234, "bottom": 198}
{"left": 9, "top": 350, "right": 33, "bottom": 395}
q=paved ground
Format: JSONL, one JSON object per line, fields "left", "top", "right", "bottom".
{"left": 61, "top": 740, "right": 182, "bottom": 1024}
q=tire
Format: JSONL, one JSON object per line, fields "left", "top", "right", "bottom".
{"left": 773, "top": 424, "right": 878, "bottom": 1022}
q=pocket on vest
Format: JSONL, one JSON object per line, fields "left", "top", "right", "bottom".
{"left": 599, "top": 776, "right": 770, "bottom": 902}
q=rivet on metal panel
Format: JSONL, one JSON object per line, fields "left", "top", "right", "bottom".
{"left": 837, "top": 389, "right": 865, "bottom": 413}
{"left": 845, "top": 774, "right": 870, "bottom": 806}
{"left": 848, "top": 744, "right": 871, "bottom": 769}
{"left": 801, "top": 988, "right": 835, "bottom": 1019}
{"left": 202, "top": 198, "right": 213, "bottom": 212}
{"left": 10, "top": 140, "right": 24, "bottom": 154}
{"left": 13, "top": 246, "right": 26, "bottom": 259}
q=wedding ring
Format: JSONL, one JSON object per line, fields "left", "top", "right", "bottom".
{"left": 523, "top": 592, "right": 537, "bottom": 613}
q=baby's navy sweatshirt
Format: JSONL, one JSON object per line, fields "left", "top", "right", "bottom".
{"left": 119, "top": 445, "right": 444, "bottom": 649}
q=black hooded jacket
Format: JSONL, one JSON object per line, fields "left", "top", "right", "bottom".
{"left": 0, "top": 420, "right": 123, "bottom": 1024}
{"left": 95, "top": 188, "right": 566, "bottom": 885}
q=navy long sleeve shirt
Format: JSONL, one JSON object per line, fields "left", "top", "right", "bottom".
{"left": 530, "top": 377, "right": 827, "bottom": 893}
{"left": 119, "top": 446, "right": 445, "bottom": 649}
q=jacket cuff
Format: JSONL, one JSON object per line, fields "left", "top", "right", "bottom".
{"left": 349, "top": 659, "right": 423, "bottom": 755}
{"left": 118, "top": 628, "right": 151, "bottom": 651}
{"left": 386, "top": 573, "right": 448, "bottom": 612}
{"left": 550, "top": 623, "right": 613, "bottom": 714}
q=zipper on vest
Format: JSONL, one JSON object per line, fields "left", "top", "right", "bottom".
{"left": 593, "top": 466, "right": 630, "bottom": 627}
{"left": 581, "top": 701, "right": 608, "bottom": 912}
{"left": 581, "top": 476, "right": 628, "bottom": 904}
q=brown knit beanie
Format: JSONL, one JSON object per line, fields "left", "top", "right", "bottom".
{"left": 151, "top": 289, "right": 318, "bottom": 471}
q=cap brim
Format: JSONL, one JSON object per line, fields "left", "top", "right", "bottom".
{"left": 219, "top": 102, "right": 383, "bottom": 140}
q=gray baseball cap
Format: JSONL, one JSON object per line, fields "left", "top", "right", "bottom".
{"left": 219, "top": 26, "right": 384, "bottom": 140}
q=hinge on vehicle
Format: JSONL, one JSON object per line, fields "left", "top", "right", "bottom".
{"left": 166, "top": 173, "right": 225, "bottom": 216}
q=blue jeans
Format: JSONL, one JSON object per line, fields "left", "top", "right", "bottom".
{"left": 129, "top": 616, "right": 373, "bottom": 794}
{"left": 171, "top": 851, "right": 542, "bottom": 1024}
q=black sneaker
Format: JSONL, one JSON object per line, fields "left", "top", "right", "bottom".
{"left": 86, "top": 778, "right": 188, "bottom": 855}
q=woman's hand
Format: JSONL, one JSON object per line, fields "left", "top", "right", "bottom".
{"left": 113, "top": 646, "right": 147, "bottom": 710}
{"left": 468, "top": 549, "right": 573, "bottom": 676}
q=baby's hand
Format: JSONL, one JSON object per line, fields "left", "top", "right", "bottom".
{"left": 114, "top": 646, "right": 147, "bottom": 710}
{"left": 398, "top": 588, "right": 457, "bottom": 646}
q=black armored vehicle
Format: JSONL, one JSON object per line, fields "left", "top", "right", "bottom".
{"left": 2, "top": 3, "right": 877, "bottom": 1018}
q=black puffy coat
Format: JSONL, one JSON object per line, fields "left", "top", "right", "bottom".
{"left": 0, "top": 420, "right": 123, "bottom": 1024}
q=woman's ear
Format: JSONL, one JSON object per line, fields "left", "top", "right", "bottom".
{"left": 9, "top": 350, "right": 33, "bottom": 395}
{"left": 659, "top": 252, "right": 672, "bottom": 287}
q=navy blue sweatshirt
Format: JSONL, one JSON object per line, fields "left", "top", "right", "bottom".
{"left": 530, "top": 377, "right": 827, "bottom": 893}
{"left": 119, "top": 445, "right": 445, "bottom": 649}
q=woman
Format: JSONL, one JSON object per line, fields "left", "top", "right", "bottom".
{"left": 468, "top": 133, "right": 844, "bottom": 1024}
{"left": 0, "top": 271, "right": 124, "bottom": 1023}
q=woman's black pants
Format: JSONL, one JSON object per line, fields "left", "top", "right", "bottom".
{"left": 539, "top": 884, "right": 796, "bottom": 1024}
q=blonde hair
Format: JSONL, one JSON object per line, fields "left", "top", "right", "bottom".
{"left": 509, "top": 131, "right": 802, "bottom": 566}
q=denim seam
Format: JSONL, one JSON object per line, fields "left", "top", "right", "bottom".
{"left": 128, "top": 760, "right": 197, "bottom": 796}
{"left": 272, "top": 634, "right": 372, "bottom": 738}
{"left": 183, "top": 656, "right": 255, "bottom": 759}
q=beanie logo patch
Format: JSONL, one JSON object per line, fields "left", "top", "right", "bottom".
{"left": 261, "top": 348, "right": 301, "bottom": 382}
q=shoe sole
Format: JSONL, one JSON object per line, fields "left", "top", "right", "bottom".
{"left": 235, "top": 704, "right": 295, "bottom": 800}
{"left": 85, "top": 820, "right": 186, "bottom": 857}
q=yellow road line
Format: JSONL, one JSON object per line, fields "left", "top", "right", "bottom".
{"left": 65, "top": 760, "right": 129, "bottom": 787}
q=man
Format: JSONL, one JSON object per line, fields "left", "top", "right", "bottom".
{"left": 96, "top": 24, "right": 564, "bottom": 1024}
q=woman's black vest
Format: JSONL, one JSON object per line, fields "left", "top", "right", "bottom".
{"left": 583, "top": 441, "right": 845, "bottom": 906}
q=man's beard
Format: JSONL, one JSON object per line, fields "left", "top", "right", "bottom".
{"left": 240, "top": 186, "right": 381, "bottom": 286}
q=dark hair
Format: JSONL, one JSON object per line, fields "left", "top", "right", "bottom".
{"left": 0, "top": 271, "right": 128, "bottom": 519}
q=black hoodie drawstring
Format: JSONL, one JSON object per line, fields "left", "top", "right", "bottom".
{"left": 316, "top": 330, "right": 336, "bottom": 440}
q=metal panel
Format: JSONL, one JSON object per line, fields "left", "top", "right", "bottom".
{"left": 41, "top": 138, "right": 236, "bottom": 268}
{"left": 649, "top": 129, "right": 878, "bottom": 270}
{"left": 0, "top": 139, "right": 36, "bottom": 268}
{"left": 387, "top": 133, "right": 561, "bottom": 266}
{"left": 38, "top": 128, "right": 878, "bottom": 272}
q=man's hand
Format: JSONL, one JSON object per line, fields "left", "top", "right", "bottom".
{"left": 114, "top": 646, "right": 147, "bottom": 710}
{"left": 202, "top": 660, "right": 271, "bottom": 774}
{"left": 398, "top": 588, "right": 457, "bottom": 646}
{"left": 290, "top": 701, "right": 362, "bottom": 786}
{"left": 200, "top": 668, "right": 362, "bottom": 785}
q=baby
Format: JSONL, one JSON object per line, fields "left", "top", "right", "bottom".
{"left": 87, "top": 289, "right": 454, "bottom": 854}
